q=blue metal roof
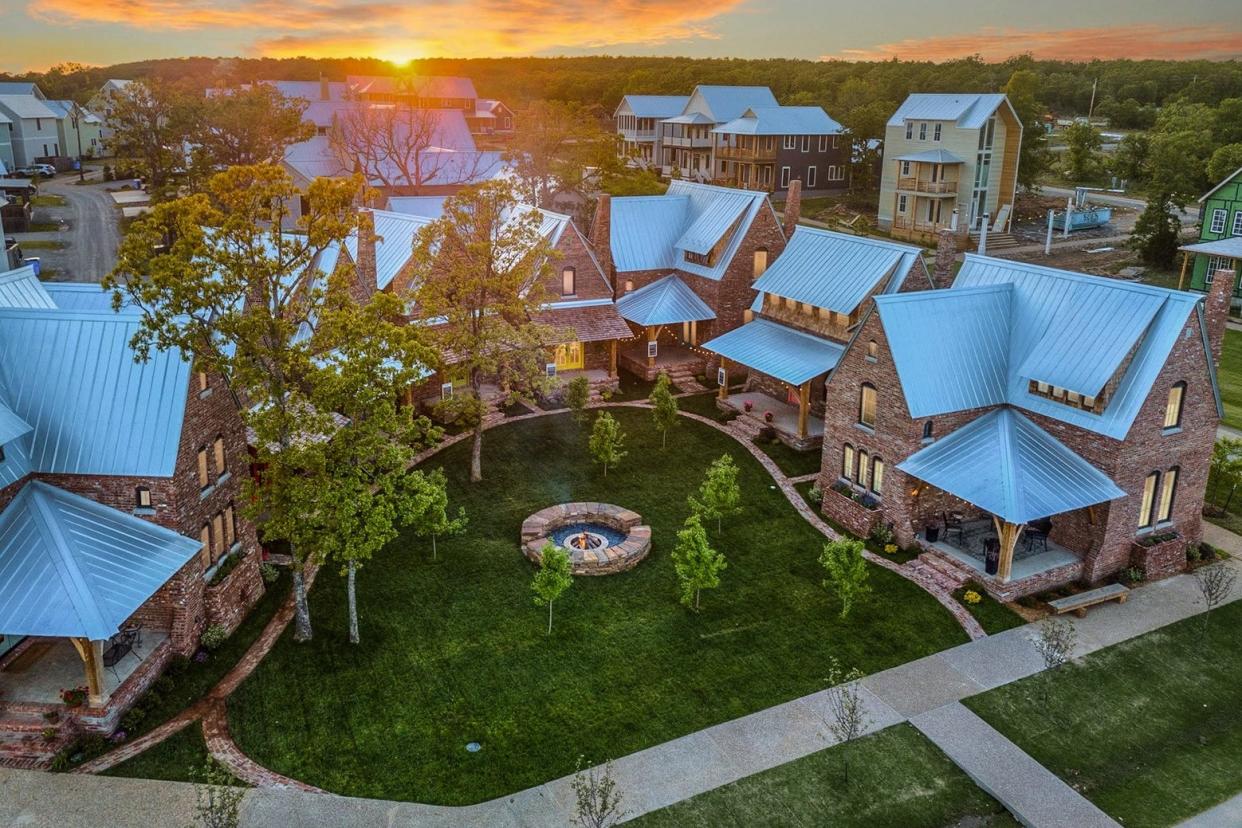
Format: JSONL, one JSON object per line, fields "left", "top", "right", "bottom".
{"left": 676, "top": 189, "right": 752, "bottom": 255}
{"left": 610, "top": 196, "right": 686, "bottom": 271}
{"left": 713, "top": 106, "right": 843, "bottom": 136}
{"left": 898, "top": 408, "right": 1125, "bottom": 525}
{"left": 386, "top": 196, "right": 448, "bottom": 219}
{"left": 895, "top": 149, "right": 965, "bottom": 164}
{"left": 616, "top": 95, "right": 690, "bottom": 119}
{"left": 42, "top": 282, "right": 121, "bottom": 313}
{"left": 754, "top": 227, "right": 920, "bottom": 314}
{"left": 0, "top": 480, "right": 201, "bottom": 640}
{"left": 0, "top": 401, "right": 32, "bottom": 444}
{"left": 689, "top": 86, "right": 779, "bottom": 123}
{"left": 0, "top": 309, "right": 191, "bottom": 477}
{"left": 0, "top": 266, "right": 55, "bottom": 309}
{"left": 616, "top": 275, "right": 715, "bottom": 326}
{"left": 345, "top": 209, "right": 436, "bottom": 291}
{"left": 703, "top": 319, "right": 844, "bottom": 385}
{"left": 887, "top": 93, "right": 1011, "bottom": 129}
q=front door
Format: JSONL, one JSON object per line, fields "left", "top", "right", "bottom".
{"left": 555, "top": 341, "right": 584, "bottom": 371}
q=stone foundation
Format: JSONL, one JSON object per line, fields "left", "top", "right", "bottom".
{"left": 918, "top": 545, "right": 1085, "bottom": 602}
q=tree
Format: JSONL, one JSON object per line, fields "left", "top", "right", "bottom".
{"left": 1003, "top": 69, "right": 1051, "bottom": 190}
{"left": 193, "top": 759, "right": 245, "bottom": 828}
{"left": 1129, "top": 197, "right": 1181, "bottom": 268}
{"left": 1209, "top": 437, "right": 1242, "bottom": 514}
{"left": 648, "top": 372, "right": 678, "bottom": 448}
{"left": 1109, "top": 133, "right": 1150, "bottom": 185}
{"left": 532, "top": 542, "right": 573, "bottom": 634}
{"left": 1207, "top": 144, "right": 1242, "bottom": 187}
{"left": 1146, "top": 123, "right": 1214, "bottom": 207}
{"left": 409, "top": 468, "right": 467, "bottom": 561}
{"left": 589, "top": 412, "right": 627, "bottom": 477}
{"left": 570, "top": 756, "right": 627, "bottom": 828}
{"left": 190, "top": 84, "right": 315, "bottom": 175}
{"left": 819, "top": 538, "right": 871, "bottom": 619}
{"left": 1031, "top": 617, "right": 1076, "bottom": 716}
{"left": 105, "top": 77, "right": 193, "bottom": 197}
{"left": 106, "top": 164, "right": 426, "bottom": 643}
{"left": 823, "top": 658, "right": 870, "bottom": 784}
{"left": 671, "top": 514, "right": 726, "bottom": 611}
{"left": 410, "top": 180, "right": 557, "bottom": 482}
{"left": 1194, "top": 564, "right": 1237, "bottom": 632}
{"left": 689, "top": 454, "right": 742, "bottom": 533}
{"left": 504, "top": 100, "right": 610, "bottom": 208}
{"left": 565, "top": 375, "right": 591, "bottom": 423}
{"left": 1061, "top": 121, "right": 1103, "bottom": 183}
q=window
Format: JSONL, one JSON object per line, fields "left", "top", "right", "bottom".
{"left": 753, "top": 248, "right": 768, "bottom": 279}
{"left": 780, "top": 166, "right": 791, "bottom": 188}
{"left": 858, "top": 383, "right": 876, "bottom": 428}
{"left": 136, "top": 486, "right": 152, "bottom": 509}
{"left": 818, "top": 135, "right": 828, "bottom": 152}
{"left": 831, "top": 135, "right": 839, "bottom": 149}
{"left": 224, "top": 503, "right": 236, "bottom": 547}
{"left": 35, "top": 118, "right": 41, "bottom": 130}
{"left": 866, "top": 340, "right": 878, "bottom": 361}
{"left": 806, "top": 166, "right": 817, "bottom": 188}
{"left": 871, "top": 457, "right": 884, "bottom": 494}
{"left": 900, "top": 160, "right": 911, "bottom": 177}
{"left": 905, "top": 122, "right": 913, "bottom": 140}
{"left": 1233, "top": 211, "right": 1242, "bottom": 236}
{"left": 199, "top": 525, "right": 211, "bottom": 567}
{"left": 933, "top": 123, "right": 942, "bottom": 141}
{"left": 1138, "top": 472, "right": 1159, "bottom": 528}
{"left": 897, "top": 194, "right": 908, "bottom": 213}
{"left": 1205, "top": 256, "right": 1232, "bottom": 284}
{"left": 212, "top": 513, "right": 225, "bottom": 558}
{"left": 842, "top": 443, "right": 855, "bottom": 480}
{"left": 783, "top": 135, "right": 796, "bottom": 150}
{"left": 624, "top": 279, "right": 634, "bottom": 293}
{"left": 922, "top": 421, "right": 934, "bottom": 441}
{"left": 197, "top": 448, "right": 210, "bottom": 490}
{"left": 801, "top": 135, "right": 810, "bottom": 153}
{"left": 857, "top": 449, "right": 871, "bottom": 488}
{"left": 918, "top": 122, "right": 927, "bottom": 140}
{"left": 1210, "top": 208, "right": 1227, "bottom": 234}
{"left": 440, "top": 381, "right": 453, "bottom": 399}
{"left": 561, "top": 266, "right": 576, "bottom": 296}
{"left": 197, "top": 371, "right": 209, "bottom": 393}
{"left": 1164, "top": 382, "right": 1185, "bottom": 429}
{"left": 1157, "top": 468, "right": 1179, "bottom": 523}
{"left": 213, "top": 436, "right": 227, "bottom": 479}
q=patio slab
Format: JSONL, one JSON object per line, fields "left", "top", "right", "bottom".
{"left": 0, "top": 632, "right": 169, "bottom": 703}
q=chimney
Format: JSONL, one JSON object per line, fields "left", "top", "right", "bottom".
{"left": 932, "top": 227, "right": 958, "bottom": 290}
{"left": 782, "top": 178, "right": 802, "bottom": 238}
{"left": 353, "top": 209, "right": 378, "bottom": 303}
{"left": 590, "top": 193, "right": 614, "bottom": 291}
{"left": 320, "top": 74, "right": 330, "bottom": 101}
{"left": 1205, "top": 267, "right": 1235, "bottom": 371}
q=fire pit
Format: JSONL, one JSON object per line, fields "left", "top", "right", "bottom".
{"left": 521, "top": 503, "right": 651, "bottom": 575}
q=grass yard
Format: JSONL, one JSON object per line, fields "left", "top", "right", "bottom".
{"left": 965, "top": 599, "right": 1242, "bottom": 827}
{"left": 14, "top": 240, "right": 64, "bottom": 250}
{"left": 227, "top": 408, "right": 968, "bottom": 804}
{"left": 633, "top": 723, "right": 1017, "bottom": 827}
{"left": 953, "top": 584, "right": 1026, "bottom": 635}
{"left": 755, "top": 437, "right": 822, "bottom": 478}
{"left": 1218, "top": 328, "right": 1242, "bottom": 432}
{"left": 31, "top": 194, "right": 68, "bottom": 207}
{"left": 104, "top": 724, "right": 213, "bottom": 782}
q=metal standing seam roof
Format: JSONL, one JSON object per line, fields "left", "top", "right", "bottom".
{"left": 0, "top": 95, "right": 61, "bottom": 120}
{"left": 616, "top": 95, "right": 690, "bottom": 119}
{"left": 676, "top": 189, "right": 753, "bottom": 254}
{"left": 0, "top": 266, "right": 56, "bottom": 309}
{"left": 609, "top": 196, "right": 686, "bottom": 271}
{"left": 713, "top": 106, "right": 843, "bottom": 136}
{"left": 887, "top": 93, "right": 1009, "bottom": 129}
{"left": 386, "top": 196, "right": 448, "bottom": 219}
{"left": 895, "top": 148, "right": 965, "bottom": 164}
{"left": 898, "top": 408, "right": 1125, "bottom": 525}
{"left": 0, "top": 402, "right": 32, "bottom": 444}
{"left": 752, "top": 227, "right": 920, "bottom": 314}
{"left": 1180, "top": 237, "right": 1242, "bottom": 259}
{"left": 345, "top": 209, "right": 436, "bottom": 291}
{"left": 346, "top": 75, "right": 478, "bottom": 101}
{"left": 616, "top": 275, "right": 715, "bottom": 325}
{"left": 0, "top": 308, "right": 191, "bottom": 477}
{"left": 689, "top": 86, "right": 779, "bottom": 123}
{"left": 703, "top": 318, "right": 845, "bottom": 385}
{"left": 0, "top": 480, "right": 201, "bottom": 640}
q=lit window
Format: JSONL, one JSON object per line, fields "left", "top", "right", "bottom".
{"left": 871, "top": 457, "right": 884, "bottom": 495}
{"left": 753, "top": 248, "right": 768, "bottom": 279}
{"left": 866, "top": 340, "right": 878, "bottom": 361}
{"left": 842, "top": 444, "right": 855, "bottom": 480}
{"left": 1157, "top": 467, "right": 1178, "bottom": 523}
{"left": 1138, "top": 472, "right": 1159, "bottom": 528}
{"left": 561, "top": 266, "right": 576, "bottom": 296}
{"left": 1163, "top": 382, "right": 1185, "bottom": 429}
{"left": 197, "top": 372, "right": 209, "bottom": 393}
{"left": 858, "top": 383, "right": 876, "bottom": 427}
{"left": 858, "top": 449, "right": 871, "bottom": 488}
{"left": 624, "top": 279, "right": 634, "bottom": 293}
{"left": 213, "top": 436, "right": 227, "bottom": 478}
{"left": 136, "top": 486, "right": 152, "bottom": 509}
{"left": 197, "top": 448, "right": 210, "bottom": 490}
{"left": 1066, "top": 390, "right": 1081, "bottom": 405}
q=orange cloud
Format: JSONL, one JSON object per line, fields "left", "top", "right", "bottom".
{"left": 28, "top": 0, "right": 746, "bottom": 58}
{"left": 824, "top": 23, "right": 1242, "bottom": 62}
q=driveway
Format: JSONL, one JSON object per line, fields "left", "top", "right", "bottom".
{"left": 11, "top": 173, "right": 122, "bottom": 283}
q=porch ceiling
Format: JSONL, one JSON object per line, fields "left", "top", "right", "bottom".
{"left": 898, "top": 407, "right": 1125, "bottom": 526}
{"left": 703, "top": 319, "right": 843, "bottom": 386}
{"left": 0, "top": 481, "right": 201, "bottom": 641}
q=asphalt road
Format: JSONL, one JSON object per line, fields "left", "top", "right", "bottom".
{"left": 10, "top": 173, "right": 122, "bottom": 282}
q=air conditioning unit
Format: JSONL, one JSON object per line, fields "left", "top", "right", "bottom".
{"left": 545, "top": 363, "right": 557, "bottom": 378}
{"left": 440, "top": 382, "right": 453, "bottom": 399}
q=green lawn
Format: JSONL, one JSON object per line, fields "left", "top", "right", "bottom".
{"left": 104, "top": 723, "right": 213, "bottom": 782}
{"left": 633, "top": 723, "right": 1017, "bottom": 827}
{"left": 16, "top": 240, "right": 65, "bottom": 250}
{"left": 755, "top": 437, "right": 822, "bottom": 478}
{"left": 965, "top": 599, "right": 1242, "bottom": 827}
{"left": 1219, "top": 328, "right": 1242, "bottom": 432}
{"left": 227, "top": 408, "right": 968, "bottom": 804}
{"left": 953, "top": 584, "right": 1027, "bottom": 635}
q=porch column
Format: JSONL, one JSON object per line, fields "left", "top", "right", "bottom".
{"left": 992, "top": 517, "right": 1024, "bottom": 583}
{"left": 797, "top": 381, "right": 810, "bottom": 440}
{"left": 1177, "top": 250, "right": 1190, "bottom": 290}
{"left": 690, "top": 320, "right": 698, "bottom": 346}
{"left": 70, "top": 637, "right": 106, "bottom": 705}
{"left": 609, "top": 340, "right": 618, "bottom": 378}
{"left": 646, "top": 326, "right": 659, "bottom": 370}
{"left": 718, "top": 358, "right": 729, "bottom": 400}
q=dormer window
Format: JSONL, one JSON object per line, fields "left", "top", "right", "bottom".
{"left": 136, "top": 486, "right": 152, "bottom": 509}
{"left": 922, "top": 421, "right": 934, "bottom": 441}
{"left": 624, "top": 279, "right": 634, "bottom": 293}
{"left": 1029, "top": 380, "right": 1105, "bottom": 413}
{"left": 561, "top": 266, "right": 576, "bottom": 297}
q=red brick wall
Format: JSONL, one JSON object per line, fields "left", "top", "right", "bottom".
{"left": 546, "top": 223, "right": 612, "bottom": 302}
{"left": 204, "top": 552, "right": 265, "bottom": 634}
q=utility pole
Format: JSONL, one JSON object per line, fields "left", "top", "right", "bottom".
{"left": 72, "top": 106, "right": 85, "bottom": 183}
{"left": 1087, "top": 78, "right": 1098, "bottom": 121}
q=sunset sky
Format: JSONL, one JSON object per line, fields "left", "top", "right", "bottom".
{"left": 3, "top": 0, "right": 1241, "bottom": 72}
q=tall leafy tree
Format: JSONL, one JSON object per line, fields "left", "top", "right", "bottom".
{"left": 190, "top": 84, "right": 315, "bottom": 173}
{"left": 589, "top": 412, "right": 627, "bottom": 478}
{"left": 409, "top": 180, "right": 556, "bottom": 482}
{"left": 648, "top": 372, "right": 678, "bottom": 448}
{"left": 671, "top": 514, "right": 726, "bottom": 611}
{"left": 503, "top": 100, "right": 610, "bottom": 208}
{"left": 689, "top": 454, "right": 743, "bottom": 533}
{"left": 1129, "top": 197, "right": 1181, "bottom": 268}
{"left": 1061, "top": 121, "right": 1103, "bottom": 183}
{"left": 1207, "top": 144, "right": 1242, "bottom": 187}
{"left": 1003, "top": 70, "right": 1050, "bottom": 190}
{"left": 532, "top": 542, "right": 574, "bottom": 634}
{"left": 105, "top": 77, "right": 194, "bottom": 197}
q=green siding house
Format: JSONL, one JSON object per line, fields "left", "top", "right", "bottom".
{"left": 1189, "top": 166, "right": 1242, "bottom": 295}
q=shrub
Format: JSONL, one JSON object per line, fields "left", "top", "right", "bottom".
{"left": 153, "top": 676, "right": 175, "bottom": 695}
{"left": 883, "top": 543, "right": 898, "bottom": 555}
{"left": 1199, "top": 542, "right": 1219, "bottom": 562}
{"left": 200, "top": 623, "right": 229, "bottom": 651}
{"left": 42, "top": 710, "right": 60, "bottom": 724}
{"left": 102, "top": 164, "right": 113, "bottom": 182}
{"left": 807, "top": 484, "right": 823, "bottom": 504}
{"left": 1186, "top": 543, "right": 1202, "bottom": 563}
{"left": 260, "top": 562, "right": 280, "bottom": 584}
{"left": 59, "top": 686, "right": 88, "bottom": 707}
{"left": 869, "top": 522, "right": 895, "bottom": 548}
{"left": 1120, "top": 566, "right": 1146, "bottom": 585}
{"left": 165, "top": 654, "right": 191, "bottom": 678}
{"left": 41, "top": 726, "right": 58, "bottom": 742}
{"left": 120, "top": 706, "right": 146, "bottom": 732}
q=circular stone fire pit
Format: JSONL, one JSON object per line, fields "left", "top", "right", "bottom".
{"left": 521, "top": 503, "right": 651, "bottom": 575}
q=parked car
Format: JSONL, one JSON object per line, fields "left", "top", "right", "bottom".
{"left": 17, "top": 164, "right": 56, "bottom": 178}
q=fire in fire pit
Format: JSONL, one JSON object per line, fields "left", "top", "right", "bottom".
{"left": 551, "top": 522, "right": 624, "bottom": 552}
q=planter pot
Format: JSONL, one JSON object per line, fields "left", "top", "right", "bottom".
{"left": 925, "top": 525, "right": 940, "bottom": 543}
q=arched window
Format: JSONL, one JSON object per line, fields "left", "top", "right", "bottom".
{"left": 753, "top": 247, "right": 768, "bottom": 280}
{"left": 866, "top": 340, "right": 878, "bottom": 361}
{"left": 858, "top": 383, "right": 876, "bottom": 428}
{"left": 561, "top": 266, "right": 576, "bottom": 296}
{"left": 871, "top": 457, "right": 885, "bottom": 495}
{"left": 857, "top": 449, "right": 871, "bottom": 488}
{"left": 1163, "top": 382, "right": 1186, "bottom": 430}
{"left": 842, "top": 443, "right": 855, "bottom": 480}
{"left": 922, "top": 421, "right": 934, "bottom": 441}
{"left": 1138, "top": 471, "right": 1160, "bottom": 528}
{"left": 1157, "top": 467, "right": 1179, "bottom": 523}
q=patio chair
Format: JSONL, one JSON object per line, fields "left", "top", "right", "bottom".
{"left": 1024, "top": 529, "right": 1049, "bottom": 554}
{"left": 942, "top": 511, "right": 965, "bottom": 544}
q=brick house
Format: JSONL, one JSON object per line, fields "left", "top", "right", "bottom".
{"left": 702, "top": 226, "right": 929, "bottom": 450}
{"left": 0, "top": 271, "right": 263, "bottom": 763}
{"left": 598, "top": 180, "right": 790, "bottom": 382}
{"left": 817, "top": 237, "right": 1227, "bottom": 600}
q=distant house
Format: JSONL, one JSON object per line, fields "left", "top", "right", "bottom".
{"left": 44, "top": 100, "right": 105, "bottom": 160}
{"left": 878, "top": 93, "right": 1022, "bottom": 241}
{"left": 345, "top": 75, "right": 478, "bottom": 111}
{"left": 0, "top": 110, "right": 13, "bottom": 171}
{"left": 712, "top": 106, "right": 847, "bottom": 195}
{"left": 85, "top": 79, "right": 134, "bottom": 153}
{"left": 467, "top": 99, "right": 515, "bottom": 137}
{"left": 0, "top": 84, "right": 61, "bottom": 168}
{"left": 660, "top": 86, "right": 779, "bottom": 181}
{"left": 613, "top": 95, "right": 688, "bottom": 168}
{"left": 1182, "top": 166, "right": 1242, "bottom": 299}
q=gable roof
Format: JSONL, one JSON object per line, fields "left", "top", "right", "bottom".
{"left": 1200, "top": 166, "right": 1242, "bottom": 203}
{"left": 0, "top": 95, "right": 60, "bottom": 121}
{"left": 0, "top": 266, "right": 56, "bottom": 309}
{"left": 616, "top": 275, "right": 716, "bottom": 326}
{"left": 1181, "top": 237, "right": 1242, "bottom": 260}
{"left": 616, "top": 95, "right": 690, "bottom": 119}
{"left": 898, "top": 408, "right": 1125, "bottom": 525}
{"left": 0, "top": 480, "right": 201, "bottom": 640}
{"left": 686, "top": 86, "right": 779, "bottom": 123}
{"left": 703, "top": 318, "right": 845, "bottom": 385}
{"left": 40, "top": 282, "right": 120, "bottom": 313}
{"left": 0, "top": 83, "right": 41, "bottom": 97}
{"left": 753, "top": 227, "right": 921, "bottom": 314}
{"left": 875, "top": 255, "right": 1207, "bottom": 439}
{"left": 346, "top": 75, "right": 477, "bottom": 101}
{"left": 714, "top": 106, "right": 843, "bottom": 136}
{"left": 386, "top": 196, "right": 448, "bottom": 219}
{"left": 887, "top": 93, "right": 1011, "bottom": 129}
{"left": 345, "top": 209, "right": 436, "bottom": 291}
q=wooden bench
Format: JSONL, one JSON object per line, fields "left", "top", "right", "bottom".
{"left": 1047, "top": 583, "right": 1130, "bottom": 618}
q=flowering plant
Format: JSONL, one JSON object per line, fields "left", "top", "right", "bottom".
{"left": 743, "top": 400, "right": 754, "bottom": 412}
{"left": 59, "top": 686, "right": 88, "bottom": 707}
{"left": 883, "top": 543, "right": 898, "bottom": 555}
{"left": 763, "top": 411, "right": 774, "bottom": 423}
{"left": 963, "top": 590, "right": 982, "bottom": 605}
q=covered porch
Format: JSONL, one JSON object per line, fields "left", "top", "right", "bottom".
{"left": 616, "top": 275, "right": 716, "bottom": 382}
{"left": 703, "top": 318, "right": 843, "bottom": 450}
{"left": 899, "top": 408, "right": 1124, "bottom": 599}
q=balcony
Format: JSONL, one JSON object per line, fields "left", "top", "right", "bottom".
{"left": 716, "top": 144, "right": 777, "bottom": 162}
{"left": 662, "top": 135, "right": 712, "bottom": 149}
{"left": 897, "top": 176, "right": 958, "bottom": 195}
{"left": 617, "top": 129, "right": 657, "bottom": 142}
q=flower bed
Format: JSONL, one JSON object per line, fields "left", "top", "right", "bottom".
{"left": 1129, "top": 531, "right": 1185, "bottom": 582}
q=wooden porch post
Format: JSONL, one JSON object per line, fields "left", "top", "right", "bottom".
{"left": 690, "top": 320, "right": 698, "bottom": 346}
{"left": 1177, "top": 251, "right": 1190, "bottom": 290}
{"left": 718, "top": 358, "right": 729, "bottom": 400}
{"left": 991, "top": 516, "right": 1023, "bottom": 583}
{"left": 609, "top": 340, "right": 618, "bottom": 378}
{"left": 797, "top": 381, "right": 810, "bottom": 439}
{"left": 646, "top": 326, "right": 659, "bottom": 371}
{"left": 70, "top": 637, "right": 106, "bottom": 705}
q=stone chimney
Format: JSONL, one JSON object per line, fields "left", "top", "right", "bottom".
{"left": 782, "top": 179, "right": 802, "bottom": 239}
{"left": 1205, "top": 267, "right": 1235, "bottom": 371}
{"left": 320, "top": 74, "right": 330, "bottom": 101}
{"left": 932, "top": 227, "right": 958, "bottom": 290}
{"left": 353, "top": 209, "right": 378, "bottom": 304}
{"left": 590, "top": 193, "right": 614, "bottom": 292}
